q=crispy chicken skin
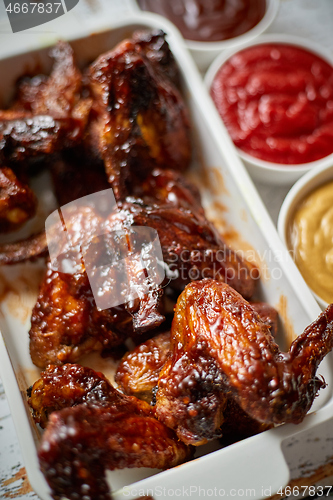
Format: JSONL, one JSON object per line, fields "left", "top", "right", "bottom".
{"left": 29, "top": 364, "right": 192, "bottom": 500}
{"left": 39, "top": 404, "right": 191, "bottom": 500}
{"left": 115, "top": 302, "right": 278, "bottom": 402}
{"left": 155, "top": 279, "right": 333, "bottom": 444}
{"left": 88, "top": 30, "right": 191, "bottom": 199}
{"left": 0, "top": 167, "right": 37, "bottom": 232}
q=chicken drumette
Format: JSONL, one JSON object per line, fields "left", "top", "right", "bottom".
{"left": 28, "top": 364, "right": 192, "bottom": 500}
{"left": 155, "top": 279, "right": 333, "bottom": 445}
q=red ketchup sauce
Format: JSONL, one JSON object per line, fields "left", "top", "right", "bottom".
{"left": 210, "top": 43, "right": 333, "bottom": 164}
{"left": 137, "top": 0, "right": 266, "bottom": 42}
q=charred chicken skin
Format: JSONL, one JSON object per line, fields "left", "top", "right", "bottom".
{"left": 155, "top": 279, "right": 333, "bottom": 444}
{"left": 28, "top": 364, "right": 192, "bottom": 500}
{"left": 88, "top": 30, "right": 191, "bottom": 199}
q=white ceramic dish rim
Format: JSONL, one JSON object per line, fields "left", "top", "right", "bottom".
{"left": 128, "top": 0, "right": 279, "bottom": 51}
{"left": 204, "top": 33, "right": 333, "bottom": 175}
{"left": 277, "top": 163, "right": 333, "bottom": 310}
{"left": 0, "top": 12, "right": 333, "bottom": 500}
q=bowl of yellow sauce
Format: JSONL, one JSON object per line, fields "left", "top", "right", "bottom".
{"left": 278, "top": 164, "right": 333, "bottom": 309}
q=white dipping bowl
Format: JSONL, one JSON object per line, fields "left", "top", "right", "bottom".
{"left": 278, "top": 163, "right": 333, "bottom": 309}
{"left": 205, "top": 34, "right": 333, "bottom": 185}
{"left": 131, "top": 0, "right": 280, "bottom": 71}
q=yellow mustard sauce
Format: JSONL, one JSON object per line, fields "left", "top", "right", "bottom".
{"left": 288, "top": 181, "right": 333, "bottom": 304}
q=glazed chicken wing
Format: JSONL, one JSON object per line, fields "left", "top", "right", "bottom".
{"left": 0, "top": 112, "right": 84, "bottom": 164}
{"left": 115, "top": 301, "right": 278, "bottom": 403}
{"left": 29, "top": 259, "right": 163, "bottom": 368}
{"left": 39, "top": 404, "right": 190, "bottom": 500}
{"left": 29, "top": 168, "right": 256, "bottom": 368}
{"left": 28, "top": 364, "right": 192, "bottom": 500}
{"left": 116, "top": 194, "right": 256, "bottom": 299}
{"left": 115, "top": 330, "right": 171, "bottom": 404}
{"left": 155, "top": 279, "right": 333, "bottom": 444}
{"left": 88, "top": 30, "right": 191, "bottom": 199}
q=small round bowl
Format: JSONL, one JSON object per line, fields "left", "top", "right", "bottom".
{"left": 205, "top": 34, "right": 333, "bottom": 185}
{"left": 131, "top": 0, "right": 279, "bottom": 71}
{"left": 277, "top": 163, "right": 333, "bottom": 309}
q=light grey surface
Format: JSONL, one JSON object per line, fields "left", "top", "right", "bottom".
{"left": 0, "top": 0, "right": 333, "bottom": 498}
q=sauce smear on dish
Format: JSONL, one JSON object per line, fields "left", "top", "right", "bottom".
{"left": 137, "top": 0, "right": 266, "bottom": 42}
{"left": 288, "top": 181, "right": 333, "bottom": 304}
{"left": 210, "top": 43, "right": 333, "bottom": 164}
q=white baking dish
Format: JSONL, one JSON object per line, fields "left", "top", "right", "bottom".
{"left": 0, "top": 13, "right": 333, "bottom": 500}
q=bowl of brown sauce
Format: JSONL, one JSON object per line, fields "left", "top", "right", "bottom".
{"left": 134, "top": 0, "right": 280, "bottom": 70}
{"left": 278, "top": 163, "right": 333, "bottom": 309}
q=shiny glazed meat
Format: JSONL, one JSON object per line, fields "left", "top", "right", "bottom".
{"left": 115, "top": 330, "right": 171, "bottom": 404}
{"left": 29, "top": 169, "right": 256, "bottom": 368}
{"left": 0, "top": 167, "right": 37, "bottom": 232}
{"left": 115, "top": 301, "right": 278, "bottom": 403}
{"left": 155, "top": 279, "right": 333, "bottom": 444}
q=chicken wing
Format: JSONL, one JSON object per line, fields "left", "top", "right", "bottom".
{"left": 0, "top": 112, "right": 84, "bottom": 164}
{"left": 0, "top": 167, "right": 37, "bottom": 232}
{"left": 88, "top": 30, "right": 191, "bottom": 199}
{"left": 115, "top": 330, "right": 171, "bottom": 404}
{"left": 156, "top": 279, "right": 333, "bottom": 445}
{"left": 14, "top": 41, "right": 82, "bottom": 117}
{"left": 115, "top": 301, "right": 278, "bottom": 402}
{"left": 29, "top": 364, "right": 192, "bottom": 500}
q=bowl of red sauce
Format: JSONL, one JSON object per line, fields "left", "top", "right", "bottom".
{"left": 206, "top": 35, "right": 333, "bottom": 184}
{"left": 278, "top": 163, "right": 333, "bottom": 309}
{"left": 134, "top": 0, "right": 280, "bottom": 70}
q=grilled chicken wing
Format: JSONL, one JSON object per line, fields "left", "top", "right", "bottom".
{"left": 28, "top": 363, "right": 150, "bottom": 428}
{"left": 0, "top": 167, "right": 37, "bottom": 232}
{"left": 115, "top": 302, "right": 278, "bottom": 402}
{"left": 115, "top": 330, "right": 171, "bottom": 403}
{"left": 15, "top": 41, "right": 82, "bottom": 117}
{"left": 0, "top": 112, "right": 84, "bottom": 164}
{"left": 88, "top": 30, "right": 191, "bottom": 199}
{"left": 29, "top": 167, "right": 256, "bottom": 367}
{"left": 29, "top": 364, "right": 192, "bottom": 500}
{"left": 115, "top": 195, "right": 256, "bottom": 300}
{"left": 155, "top": 279, "right": 333, "bottom": 445}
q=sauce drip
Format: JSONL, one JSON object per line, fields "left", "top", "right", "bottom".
{"left": 137, "top": 0, "right": 266, "bottom": 42}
